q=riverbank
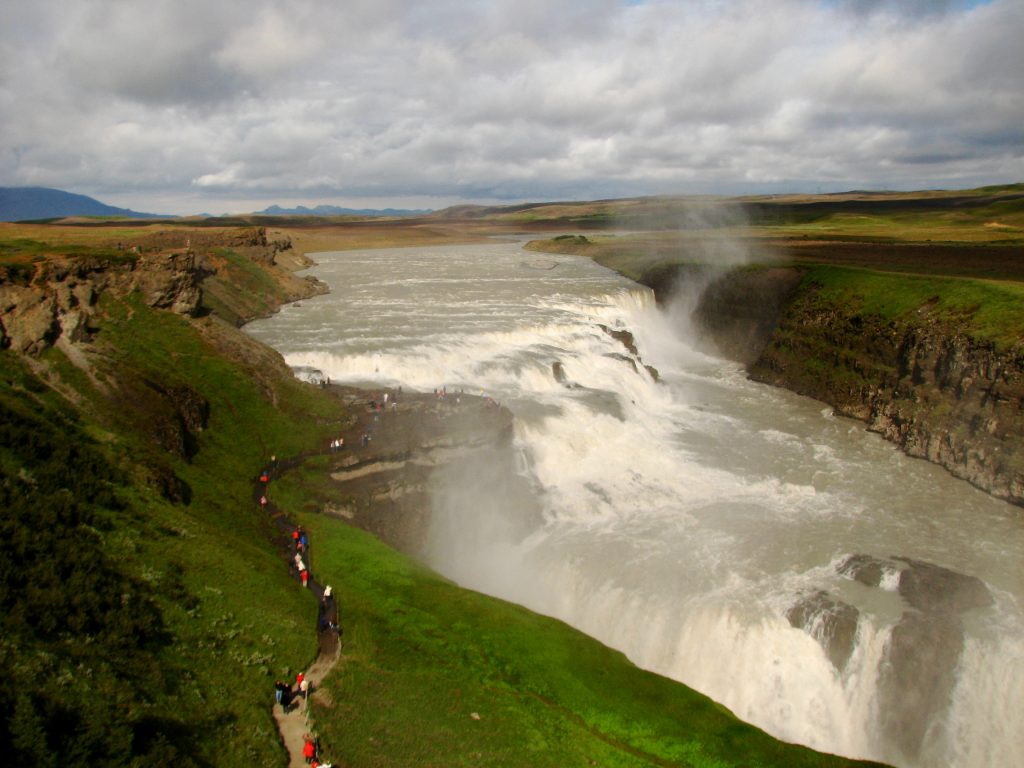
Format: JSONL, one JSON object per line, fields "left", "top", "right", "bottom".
{"left": 313, "top": 385, "right": 515, "bottom": 556}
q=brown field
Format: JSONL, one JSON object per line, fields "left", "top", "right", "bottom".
{"left": 3, "top": 184, "right": 1022, "bottom": 283}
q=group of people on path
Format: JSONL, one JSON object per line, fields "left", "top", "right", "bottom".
{"left": 292, "top": 526, "right": 311, "bottom": 587}
{"left": 257, "top": 457, "right": 338, "bottom": 767}
{"left": 273, "top": 671, "right": 310, "bottom": 715}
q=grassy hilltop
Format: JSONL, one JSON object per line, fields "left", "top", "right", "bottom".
{"left": 0, "top": 220, "right": 886, "bottom": 766}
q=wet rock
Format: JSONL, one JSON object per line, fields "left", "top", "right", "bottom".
{"left": 691, "top": 266, "right": 804, "bottom": 366}
{"left": 833, "top": 553, "right": 992, "bottom": 760}
{"left": 786, "top": 590, "right": 860, "bottom": 672}
{"left": 894, "top": 556, "right": 993, "bottom": 614}
{"left": 606, "top": 352, "right": 638, "bottom": 372}
{"left": 836, "top": 553, "right": 892, "bottom": 588}
{"left": 598, "top": 324, "right": 638, "bottom": 356}
{"left": 837, "top": 554, "right": 993, "bottom": 615}
{"left": 878, "top": 611, "right": 965, "bottom": 761}
{"left": 552, "top": 361, "right": 568, "bottom": 384}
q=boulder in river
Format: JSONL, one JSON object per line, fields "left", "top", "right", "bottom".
{"left": 878, "top": 610, "right": 965, "bottom": 762}
{"left": 892, "top": 555, "right": 993, "bottom": 614}
{"left": 785, "top": 590, "right": 860, "bottom": 673}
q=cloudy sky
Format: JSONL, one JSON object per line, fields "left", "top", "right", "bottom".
{"left": 2, "top": 0, "right": 1021, "bottom": 215}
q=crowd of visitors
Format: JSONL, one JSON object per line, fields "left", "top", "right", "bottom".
{"left": 258, "top": 456, "right": 340, "bottom": 766}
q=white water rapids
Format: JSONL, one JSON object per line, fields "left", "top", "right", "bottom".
{"left": 246, "top": 242, "right": 1024, "bottom": 767}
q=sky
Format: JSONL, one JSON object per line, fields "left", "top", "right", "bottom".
{"left": 1, "top": 0, "right": 1021, "bottom": 215}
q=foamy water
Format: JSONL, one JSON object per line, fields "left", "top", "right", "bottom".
{"left": 246, "top": 242, "right": 1024, "bottom": 767}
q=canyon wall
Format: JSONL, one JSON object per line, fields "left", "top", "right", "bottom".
{"left": 649, "top": 265, "right": 1024, "bottom": 507}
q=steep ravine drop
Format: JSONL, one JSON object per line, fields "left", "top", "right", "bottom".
{"left": 657, "top": 265, "right": 1024, "bottom": 508}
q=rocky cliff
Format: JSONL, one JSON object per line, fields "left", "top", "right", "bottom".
{"left": 650, "top": 265, "right": 1024, "bottom": 507}
{"left": 0, "top": 251, "right": 203, "bottom": 355}
{"left": 318, "top": 388, "right": 519, "bottom": 557}
{"left": 0, "top": 227, "right": 320, "bottom": 355}
{"left": 748, "top": 285, "right": 1024, "bottom": 506}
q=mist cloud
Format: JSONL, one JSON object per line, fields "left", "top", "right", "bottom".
{"left": 2, "top": 0, "right": 1021, "bottom": 213}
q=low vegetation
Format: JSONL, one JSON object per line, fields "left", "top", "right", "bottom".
{"left": 0, "top": 280, "right": 341, "bottom": 765}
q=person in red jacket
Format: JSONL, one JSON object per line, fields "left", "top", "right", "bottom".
{"left": 303, "top": 734, "right": 316, "bottom": 764}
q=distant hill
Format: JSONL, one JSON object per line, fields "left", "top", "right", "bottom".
{"left": 0, "top": 186, "right": 166, "bottom": 221}
{"left": 256, "top": 203, "right": 432, "bottom": 217}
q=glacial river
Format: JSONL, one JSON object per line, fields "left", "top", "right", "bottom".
{"left": 246, "top": 241, "right": 1024, "bottom": 768}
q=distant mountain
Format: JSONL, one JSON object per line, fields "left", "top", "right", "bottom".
{"left": 0, "top": 186, "right": 166, "bottom": 222}
{"left": 256, "top": 204, "right": 432, "bottom": 217}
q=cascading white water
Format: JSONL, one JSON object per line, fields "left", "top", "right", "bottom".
{"left": 246, "top": 242, "right": 1024, "bottom": 768}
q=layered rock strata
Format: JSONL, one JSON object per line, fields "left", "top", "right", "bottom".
{"left": 644, "top": 265, "right": 1024, "bottom": 507}
{"left": 320, "top": 389, "right": 518, "bottom": 556}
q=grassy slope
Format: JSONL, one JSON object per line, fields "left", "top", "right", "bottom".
{"left": 275, "top": 466, "right": 882, "bottom": 768}
{"left": 794, "top": 265, "right": 1024, "bottom": 349}
{"left": 0, "top": 280, "right": 346, "bottom": 765}
{"left": 92, "top": 294, "right": 349, "bottom": 764}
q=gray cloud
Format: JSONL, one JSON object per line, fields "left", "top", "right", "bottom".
{"left": 1, "top": 0, "right": 1021, "bottom": 214}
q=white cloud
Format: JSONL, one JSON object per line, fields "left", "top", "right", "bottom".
{"left": 2, "top": 0, "right": 1021, "bottom": 214}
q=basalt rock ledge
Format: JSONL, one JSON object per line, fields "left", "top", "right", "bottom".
{"left": 648, "top": 265, "right": 1024, "bottom": 508}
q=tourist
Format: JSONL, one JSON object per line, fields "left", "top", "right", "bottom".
{"left": 303, "top": 734, "right": 316, "bottom": 764}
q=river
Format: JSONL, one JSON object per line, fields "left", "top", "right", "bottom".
{"left": 245, "top": 241, "right": 1023, "bottom": 768}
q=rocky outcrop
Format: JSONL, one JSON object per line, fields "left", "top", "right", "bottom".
{"left": 644, "top": 264, "right": 1023, "bottom": 506}
{"left": 785, "top": 590, "right": 860, "bottom": 672}
{"left": 833, "top": 554, "right": 992, "bottom": 762}
{"left": 146, "top": 382, "right": 210, "bottom": 460}
{"left": 0, "top": 252, "right": 202, "bottom": 355}
{"left": 321, "top": 389, "right": 516, "bottom": 556}
{"left": 748, "top": 286, "right": 1024, "bottom": 506}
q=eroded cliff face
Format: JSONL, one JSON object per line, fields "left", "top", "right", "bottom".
{"left": 0, "top": 227, "right": 324, "bottom": 354}
{"left": 0, "top": 251, "right": 203, "bottom": 355}
{"left": 0, "top": 228, "right": 326, "bottom": 504}
{"left": 747, "top": 284, "right": 1024, "bottom": 506}
{"left": 320, "top": 389, "right": 518, "bottom": 557}
{"left": 643, "top": 264, "right": 1024, "bottom": 507}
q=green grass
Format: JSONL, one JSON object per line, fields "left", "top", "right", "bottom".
{"left": 0, "top": 283, "right": 350, "bottom": 765}
{"left": 273, "top": 466, "right": 882, "bottom": 768}
{"left": 799, "top": 265, "right": 1024, "bottom": 349}
{"left": 0, "top": 236, "right": 136, "bottom": 270}
{"left": 200, "top": 247, "right": 295, "bottom": 325}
